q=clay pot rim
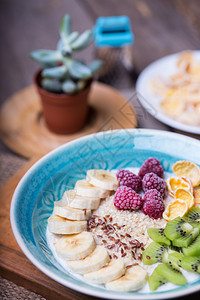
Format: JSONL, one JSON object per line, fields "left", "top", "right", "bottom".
{"left": 34, "top": 69, "right": 93, "bottom": 100}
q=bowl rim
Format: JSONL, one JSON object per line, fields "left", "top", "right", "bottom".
{"left": 10, "top": 128, "right": 200, "bottom": 299}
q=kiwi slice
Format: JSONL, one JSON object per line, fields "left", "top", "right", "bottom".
{"left": 191, "top": 227, "right": 200, "bottom": 239}
{"left": 182, "top": 234, "right": 200, "bottom": 256}
{"left": 184, "top": 207, "right": 200, "bottom": 229}
{"left": 148, "top": 266, "right": 168, "bottom": 291}
{"left": 181, "top": 256, "right": 200, "bottom": 274}
{"left": 156, "top": 262, "right": 187, "bottom": 285}
{"left": 142, "top": 242, "right": 168, "bottom": 265}
{"left": 172, "top": 234, "right": 193, "bottom": 248}
{"left": 147, "top": 228, "right": 171, "bottom": 246}
{"left": 167, "top": 251, "right": 184, "bottom": 266}
{"left": 172, "top": 227, "right": 199, "bottom": 248}
{"left": 164, "top": 217, "right": 193, "bottom": 240}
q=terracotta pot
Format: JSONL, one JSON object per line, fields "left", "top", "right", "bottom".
{"left": 34, "top": 70, "right": 92, "bottom": 134}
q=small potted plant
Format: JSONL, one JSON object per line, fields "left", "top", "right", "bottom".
{"left": 30, "top": 14, "right": 102, "bottom": 134}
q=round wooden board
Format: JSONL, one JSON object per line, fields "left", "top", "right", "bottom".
{"left": 0, "top": 82, "right": 137, "bottom": 158}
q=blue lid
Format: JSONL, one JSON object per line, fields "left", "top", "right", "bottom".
{"left": 94, "top": 16, "right": 134, "bottom": 47}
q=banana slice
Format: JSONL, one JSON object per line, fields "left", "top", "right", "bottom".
{"left": 75, "top": 179, "right": 110, "bottom": 198}
{"left": 87, "top": 169, "right": 119, "bottom": 191}
{"left": 67, "top": 246, "right": 110, "bottom": 274}
{"left": 48, "top": 215, "right": 87, "bottom": 235}
{"left": 105, "top": 265, "right": 148, "bottom": 292}
{"left": 55, "top": 231, "right": 95, "bottom": 260}
{"left": 83, "top": 259, "right": 125, "bottom": 284}
{"left": 62, "top": 190, "right": 100, "bottom": 210}
{"left": 54, "top": 200, "right": 91, "bottom": 221}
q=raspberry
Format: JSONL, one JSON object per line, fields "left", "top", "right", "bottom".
{"left": 116, "top": 169, "right": 142, "bottom": 192}
{"left": 142, "top": 189, "right": 165, "bottom": 219}
{"left": 138, "top": 157, "right": 164, "bottom": 179}
{"left": 142, "top": 172, "right": 167, "bottom": 199}
{"left": 114, "top": 186, "right": 143, "bottom": 210}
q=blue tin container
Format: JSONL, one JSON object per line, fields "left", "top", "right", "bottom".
{"left": 94, "top": 15, "right": 134, "bottom": 47}
{"left": 94, "top": 16, "right": 134, "bottom": 80}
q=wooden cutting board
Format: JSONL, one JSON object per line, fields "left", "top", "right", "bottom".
{"left": 0, "top": 156, "right": 102, "bottom": 300}
{"left": 0, "top": 82, "right": 137, "bottom": 158}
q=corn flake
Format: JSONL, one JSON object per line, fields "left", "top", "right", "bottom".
{"left": 163, "top": 199, "right": 188, "bottom": 221}
{"left": 172, "top": 160, "right": 200, "bottom": 187}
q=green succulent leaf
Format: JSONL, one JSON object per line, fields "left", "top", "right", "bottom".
{"left": 29, "top": 50, "right": 62, "bottom": 64}
{"left": 71, "top": 30, "right": 93, "bottom": 51}
{"left": 57, "top": 39, "right": 64, "bottom": 51}
{"left": 40, "top": 62, "right": 58, "bottom": 69}
{"left": 41, "top": 78, "right": 62, "bottom": 93}
{"left": 42, "top": 65, "right": 67, "bottom": 79}
{"left": 62, "top": 79, "right": 77, "bottom": 94}
{"left": 57, "top": 32, "right": 78, "bottom": 53}
{"left": 69, "top": 61, "right": 92, "bottom": 79}
{"left": 61, "top": 45, "right": 72, "bottom": 57}
{"left": 77, "top": 80, "right": 87, "bottom": 91}
{"left": 67, "top": 31, "right": 79, "bottom": 44}
{"left": 60, "top": 14, "right": 71, "bottom": 40}
{"left": 87, "top": 60, "right": 103, "bottom": 74}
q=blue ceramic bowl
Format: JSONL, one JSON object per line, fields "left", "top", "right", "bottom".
{"left": 10, "top": 129, "right": 200, "bottom": 299}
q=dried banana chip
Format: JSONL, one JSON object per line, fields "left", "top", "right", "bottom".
{"left": 163, "top": 199, "right": 188, "bottom": 221}
{"left": 194, "top": 186, "right": 200, "bottom": 205}
{"left": 174, "top": 188, "right": 194, "bottom": 209}
{"left": 166, "top": 176, "right": 193, "bottom": 196}
{"left": 172, "top": 160, "right": 200, "bottom": 187}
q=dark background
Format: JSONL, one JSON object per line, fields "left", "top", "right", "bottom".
{"left": 0, "top": 0, "right": 200, "bottom": 106}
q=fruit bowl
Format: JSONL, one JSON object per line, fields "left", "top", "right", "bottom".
{"left": 10, "top": 129, "right": 200, "bottom": 299}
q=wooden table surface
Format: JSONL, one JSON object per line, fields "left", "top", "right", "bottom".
{"left": 1, "top": 0, "right": 200, "bottom": 105}
{"left": 0, "top": 0, "right": 200, "bottom": 299}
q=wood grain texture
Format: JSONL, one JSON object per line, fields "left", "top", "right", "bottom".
{"left": 0, "top": 82, "right": 137, "bottom": 158}
{"left": 0, "top": 156, "right": 102, "bottom": 300}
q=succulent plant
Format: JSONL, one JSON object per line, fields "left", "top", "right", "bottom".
{"left": 30, "top": 15, "right": 102, "bottom": 94}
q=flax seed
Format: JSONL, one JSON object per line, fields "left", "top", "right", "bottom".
{"left": 107, "top": 244, "right": 115, "bottom": 249}
{"left": 88, "top": 193, "right": 166, "bottom": 266}
{"left": 126, "top": 264, "right": 134, "bottom": 269}
{"left": 126, "top": 233, "right": 131, "bottom": 238}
